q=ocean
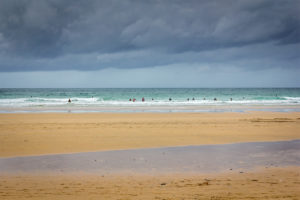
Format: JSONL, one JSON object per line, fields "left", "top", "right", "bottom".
{"left": 0, "top": 88, "right": 300, "bottom": 112}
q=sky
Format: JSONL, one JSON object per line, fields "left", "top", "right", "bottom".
{"left": 0, "top": 0, "right": 299, "bottom": 88}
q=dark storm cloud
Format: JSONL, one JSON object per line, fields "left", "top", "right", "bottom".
{"left": 0, "top": 0, "right": 93, "bottom": 57}
{"left": 0, "top": 0, "right": 299, "bottom": 71}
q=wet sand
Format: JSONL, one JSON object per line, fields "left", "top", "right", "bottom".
{"left": 1, "top": 140, "right": 299, "bottom": 174}
{"left": 1, "top": 104, "right": 300, "bottom": 113}
{"left": 0, "top": 112, "right": 300, "bottom": 199}
{"left": 0, "top": 112, "right": 300, "bottom": 157}
{"left": 1, "top": 167, "right": 300, "bottom": 200}
{"left": 1, "top": 141, "right": 300, "bottom": 199}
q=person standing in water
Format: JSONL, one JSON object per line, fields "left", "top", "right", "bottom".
{"left": 68, "top": 98, "right": 71, "bottom": 103}
{"left": 142, "top": 97, "right": 145, "bottom": 102}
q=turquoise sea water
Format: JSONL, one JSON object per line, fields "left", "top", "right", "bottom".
{"left": 0, "top": 88, "right": 300, "bottom": 109}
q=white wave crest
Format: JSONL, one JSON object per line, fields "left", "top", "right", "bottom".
{"left": 0, "top": 97, "right": 300, "bottom": 107}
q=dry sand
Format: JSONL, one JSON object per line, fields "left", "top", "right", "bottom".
{"left": 0, "top": 112, "right": 300, "bottom": 157}
{"left": 0, "top": 167, "right": 299, "bottom": 200}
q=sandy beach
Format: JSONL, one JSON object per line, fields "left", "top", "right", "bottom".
{"left": 1, "top": 0, "right": 299, "bottom": 198}
{"left": 0, "top": 112, "right": 300, "bottom": 199}
{"left": 1, "top": 167, "right": 299, "bottom": 200}
{"left": 0, "top": 112, "right": 300, "bottom": 157}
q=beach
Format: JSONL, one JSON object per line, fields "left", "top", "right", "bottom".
{"left": 0, "top": 112, "right": 300, "bottom": 199}
{"left": 1, "top": 0, "right": 300, "bottom": 197}
{"left": 0, "top": 112, "right": 300, "bottom": 157}
{"left": 1, "top": 167, "right": 300, "bottom": 200}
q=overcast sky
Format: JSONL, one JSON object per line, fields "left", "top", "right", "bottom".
{"left": 0, "top": 0, "right": 299, "bottom": 88}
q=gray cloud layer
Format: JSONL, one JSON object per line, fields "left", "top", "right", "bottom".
{"left": 0, "top": 0, "right": 299, "bottom": 71}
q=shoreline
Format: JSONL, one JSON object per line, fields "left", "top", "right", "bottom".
{"left": 1, "top": 104, "right": 300, "bottom": 113}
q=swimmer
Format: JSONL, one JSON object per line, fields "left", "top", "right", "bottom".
{"left": 169, "top": 98, "right": 172, "bottom": 101}
{"left": 68, "top": 98, "right": 71, "bottom": 103}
